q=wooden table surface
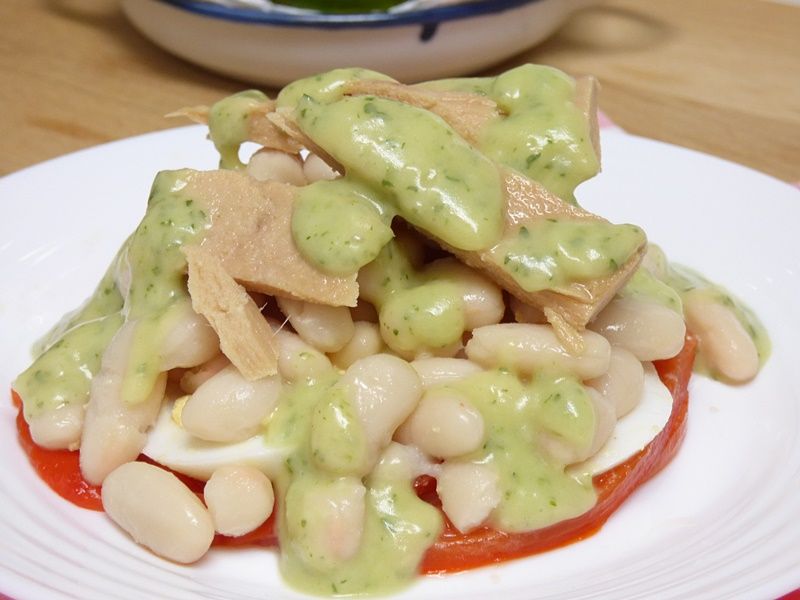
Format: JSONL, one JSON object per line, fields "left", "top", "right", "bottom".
{"left": 1, "top": 0, "right": 798, "bottom": 182}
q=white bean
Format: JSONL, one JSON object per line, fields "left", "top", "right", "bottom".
{"left": 284, "top": 476, "right": 366, "bottom": 570}
{"left": 424, "top": 258, "right": 505, "bottom": 330}
{"left": 587, "top": 347, "right": 644, "bottom": 418}
{"left": 329, "top": 321, "right": 384, "bottom": 370}
{"left": 590, "top": 297, "right": 686, "bottom": 361}
{"left": 410, "top": 357, "right": 483, "bottom": 389}
{"left": 28, "top": 402, "right": 84, "bottom": 451}
{"left": 683, "top": 291, "right": 759, "bottom": 382}
{"left": 372, "top": 442, "right": 438, "bottom": 481}
{"left": 102, "top": 462, "right": 214, "bottom": 563}
{"left": 204, "top": 465, "right": 274, "bottom": 537}
{"left": 179, "top": 353, "right": 230, "bottom": 395}
{"left": 181, "top": 365, "right": 282, "bottom": 443}
{"left": 80, "top": 322, "right": 166, "bottom": 485}
{"left": 303, "top": 153, "right": 339, "bottom": 183}
{"left": 342, "top": 354, "right": 422, "bottom": 469}
{"left": 396, "top": 389, "right": 484, "bottom": 459}
{"left": 436, "top": 462, "right": 500, "bottom": 533}
{"left": 277, "top": 297, "right": 355, "bottom": 353}
{"left": 273, "top": 327, "right": 333, "bottom": 381}
{"left": 247, "top": 149, "right": 306, "bottom": 185}
{"left": 466, "top": 323, "right": 611, "bottom": 379}
{"left": 159, "top": 301, "right": 220, "bottom": 371}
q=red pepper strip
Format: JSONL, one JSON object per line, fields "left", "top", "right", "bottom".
{"left": 419, "top": 333, "right": 697, "bottom": 574}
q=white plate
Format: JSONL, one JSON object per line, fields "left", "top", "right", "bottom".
{"left": 0, "top": 127, "right": 798, "bottom": 600}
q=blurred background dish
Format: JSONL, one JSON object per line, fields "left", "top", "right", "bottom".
{"left": 121, "top": 0, "right": 594, "bottom": 85}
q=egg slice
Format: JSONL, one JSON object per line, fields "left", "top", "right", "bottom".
{"left": 142, "top": 402, "right": 290, "bottom": 481}
{"left": 570, "top": 362, "right": 674, "bottom": 477}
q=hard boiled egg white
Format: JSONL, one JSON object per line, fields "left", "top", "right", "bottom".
{"left": 142, "top": 402, "right": 289, "bottom": 481}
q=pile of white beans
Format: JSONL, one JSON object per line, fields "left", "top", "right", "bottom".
{"left": 93, "top": 260, "right": 688, "bottom": 563}
{"left": 33, "top": 148, "right": 762, "bottom": 567}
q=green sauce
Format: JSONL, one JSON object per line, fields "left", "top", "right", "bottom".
{"left": 619, "top": 266, "right": 684, "bottom": 314}
{"left": 357, "top": 238, "right": 420, "bottom": 308}
{"left": 15, "top": 239, "right": 128, "bottom": 420}
{"left": 281, "top": 65, "right": 605, "bottom": 283}
{"left": 295, "top": 94, "right": 504, "bottom": 252}
{"left": 422, "top": 64, "right": 600, "bottom": 203}
{"left": 445, "top": 370, "right": 596, "bottom": 532}
{"left": 310, "top": 384, "right": 369, "bottom": 475}
{"left": 293, "top": 178, "right": 394, "bottom": 275}
{"left": 281, "top": 464, "right": 442, "bottom": 596}
{"left": 379, "top": 281, "right": 465, "bottom": 356}
{"left": 359, "top": 240, "right": 470, "bottom": 357}
{"left": 489, "top": 219, "right": 646, "bottom": 292}
{"left": 119, "top": 170, "right": 210, "bottom": 404}
{"left": 208, "top": 90, "right": 270, "bottom": 169}
{"left": 31, "top": 248, "right": 126, "bottom": 359}
{"left": 14, "top": 276, "right": 124, "bottom": 421}
{"left": 276, "top": 67, "right": 392, "bottom": 110}
{"left": 266, "top": 372, "right": 442, "bottom": 596}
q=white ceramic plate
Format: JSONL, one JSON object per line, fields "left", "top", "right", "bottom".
{"left": 0, "top": 127, "right": 798, "bottom": 600}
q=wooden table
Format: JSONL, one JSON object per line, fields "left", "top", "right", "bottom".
{"left": 1, "top": 0, "right": 798, "bottom": 182}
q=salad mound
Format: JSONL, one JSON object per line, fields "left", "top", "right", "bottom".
{"left": 12, "top": 64, "right": 768, "bottom": 596}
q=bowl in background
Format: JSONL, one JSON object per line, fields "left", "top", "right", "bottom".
{"left": 121, "top": 0, "right": 593, "bottom": 86}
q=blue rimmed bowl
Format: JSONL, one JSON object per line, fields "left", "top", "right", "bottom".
{"left": 121, "top": 0, "right": 593, "bottom": 86}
